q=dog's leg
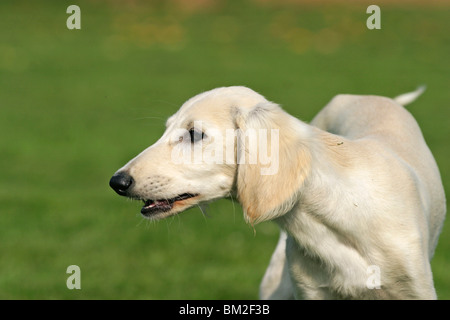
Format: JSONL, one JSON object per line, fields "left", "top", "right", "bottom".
{"left": 259, "top": 231, "right": 295, "bottom": 300}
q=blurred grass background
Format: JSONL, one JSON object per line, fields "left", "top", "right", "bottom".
{"left": 0, "top": 0, "right": 449, "bottom": 299}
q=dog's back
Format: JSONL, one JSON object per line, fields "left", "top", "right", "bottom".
{"left": 311, "top": 92, "right": 446, "bottom": 259}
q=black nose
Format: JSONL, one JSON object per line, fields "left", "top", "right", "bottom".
{"left": 109, "top": 172, "right": 134, "bottom": 196}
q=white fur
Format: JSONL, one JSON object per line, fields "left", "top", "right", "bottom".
{"left": 113, "top": 86, "right": 446, "bottom": 299}
{"left": 393, "top": 85, "right": 426, "bottom": 106}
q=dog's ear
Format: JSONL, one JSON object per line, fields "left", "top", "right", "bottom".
{"left": 234, "top": 102, "right": 311, "bottom": 225}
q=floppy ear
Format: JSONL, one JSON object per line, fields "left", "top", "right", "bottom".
{"left": 234, "top": 102, "right": 311, "bottom": 225}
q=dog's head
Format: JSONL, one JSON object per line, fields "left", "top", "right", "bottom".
{"left": 110, "top": 86, "right": 310, "bottom": 224}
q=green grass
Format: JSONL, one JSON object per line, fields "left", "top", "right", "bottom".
{"left": 0, "top": 0, "right": 449, "bottom": 299}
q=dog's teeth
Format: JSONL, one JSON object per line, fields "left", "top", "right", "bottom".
{"left": 143, "top": 200, "right": 155, "bottom": 207}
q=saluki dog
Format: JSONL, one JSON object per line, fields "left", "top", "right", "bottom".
{"left": 110, "top": 86, "right": 446, "bottom": 299}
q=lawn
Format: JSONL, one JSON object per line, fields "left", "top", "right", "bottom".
{"left": 0, "top": 0, "right": 449, "bottom": 299}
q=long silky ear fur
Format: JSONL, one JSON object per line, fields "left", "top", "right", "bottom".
{"left": 234, "top": 102, "right": 311, "bottom": 225}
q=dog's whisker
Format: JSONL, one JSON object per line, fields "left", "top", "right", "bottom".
{"left": 227, "top": 191, "right": 237, "bottom": 224}
{"left": 135, "top": 217, "right": 146, "bottom": 228}
{"left": 197, "top": 203, "right": 210, "bottom": 221}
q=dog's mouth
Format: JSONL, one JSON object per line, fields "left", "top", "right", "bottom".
{"left": 141, "top": 193, "right": 198, "bottom": 217}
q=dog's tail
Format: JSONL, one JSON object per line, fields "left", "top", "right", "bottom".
{"left": 393, "top": 85, "right": 426, "bottom": 106}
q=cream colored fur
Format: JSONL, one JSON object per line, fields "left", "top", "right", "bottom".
{"left": 113, "top": 86, "right": 446, "bottom": 299}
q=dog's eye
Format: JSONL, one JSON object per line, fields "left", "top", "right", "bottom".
{"left": 189, "top": 128, "right": 206, "bottom": 143}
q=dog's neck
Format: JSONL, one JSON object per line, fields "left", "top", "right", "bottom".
{"left": 274, "top": 124, "right": 374, "bottom": 298}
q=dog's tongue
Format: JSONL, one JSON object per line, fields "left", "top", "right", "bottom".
{"left": 146, "top": 199, "right": 168, "bottom": 207}
{"left": 141, "top": 199, "right": 172, "bottom": 215}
